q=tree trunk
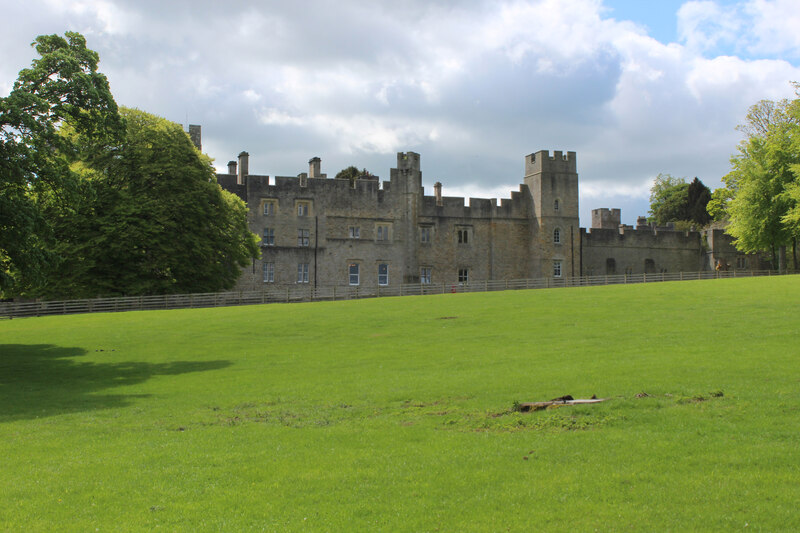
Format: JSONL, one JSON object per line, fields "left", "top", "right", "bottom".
{"left": 779, "top": 245, "right": 786, "bottom": 273}
{"left": 793, "top": 238, "right": 797, "bottom": 271}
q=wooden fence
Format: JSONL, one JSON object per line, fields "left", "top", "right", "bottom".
{"left": 0, "top": 269, "right": 793, "bottom": 319}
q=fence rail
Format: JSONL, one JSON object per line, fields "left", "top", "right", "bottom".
{"left": 1, "top": 269, "right": 794, "bottom": 319}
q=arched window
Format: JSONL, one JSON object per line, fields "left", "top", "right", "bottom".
{"left": 553, "top": 227, "right": 561, "bottom": 244}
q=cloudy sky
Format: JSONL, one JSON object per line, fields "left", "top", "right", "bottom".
{"left": 2, "top": 0, "right": 799, "bottom": 225}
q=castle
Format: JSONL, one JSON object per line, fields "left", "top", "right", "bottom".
{"left": 212, "top": 138, "right": 759, "bottom": 289}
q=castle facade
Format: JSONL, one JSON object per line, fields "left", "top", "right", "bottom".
{"left": 215, "top": 146, "right": 758, "bottom": 290}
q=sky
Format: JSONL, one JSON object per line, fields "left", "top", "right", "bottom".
{"left": 2, "top": 0, "right": 799, "bottom": 226}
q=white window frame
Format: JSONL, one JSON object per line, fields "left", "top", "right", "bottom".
{"left": 349, "top": 226, "right": 360, "bottom": 239}
{"left": 263, "top": 228, "right": 275, "bottom": 246}
{"left": 297, "top": 202, "right": 309, "bottom": 217}
{"left": 420, "top": 267, "right": 431, "bottom": 285}
{"left": 553, "top": 260, "right": 562, "bottom": 278}
{"left": 263, "top": 201, "right": 275, "bottom": 216}
{"left": 378, "top": 263, "right": 389, "bottom": 286}
{"left": 349, "top": 263, "right": 360, "bottom": 286}
{"left": 297, "top": 263, "right": 309, "bottom": 283}
{"left": 553, "top": 227, "right": 561, "bottom": 244}
{"left": 297, "top": 228, "right": 309, "bottom": 247}
{"left": 458, "top": 268, "right": 469, "bottom": 284}
{"left": 263, "top": 262, "right": 274, "bottom": 283}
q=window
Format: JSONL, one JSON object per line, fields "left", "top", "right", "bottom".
{"left": 377, "top": 224, "right": 390, "bottom": 241}
{"left": 736, "top": 256, "right": 748, "bottom": 269}
{"left": 554, "top": 198, "right": 560, "bottom": 212}
{"left": 263, "top": 262, "right": 274, "bottom": 283}
{"left": 262, "top": 228, "right": 275, "bottom": 246}
{"left": 553, "top": 260, "right": 562, "bottom": 278}
{"left": 378, "top": 263, "right": 389, "bottom": 286}
{"left": 297, "top": 263, "right": 309, "bottom": 283}
{"left": 644, "top": 258, "right": 656, "bottom": 274}
{"left": 420, "top": 267, "right": 432, "bottom": 284}
{"left": 606, "top": 258, "right": 616, "bottom": 275}
{"left": 297, "top": 228, "right": 309, "bottom": 247}
{"left": 457, "top": 228, "right": 469, "bottom": 244}
{"left": 349, "top": 226, "right": 360, "bottom": 239}
{"left": 458, "top": 268, "right": 469, "bottom": 284}
{"left": 349, "top": 263, "right": 360, "bottom": 285}
{"left": 263, "top": 201, "right": 275, "bottom": 216}
{"left": 297, "top": 202, "right": 309, "bottom": 217}
{"left": 420, "top": 226, "right": 431, "bottom": 243}
{"left": 553, "top": 227, "right": 561, "bottom": 244}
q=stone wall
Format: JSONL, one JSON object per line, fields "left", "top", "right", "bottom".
{"left": 217, "top": 148, "right": 734, "bottom": 290}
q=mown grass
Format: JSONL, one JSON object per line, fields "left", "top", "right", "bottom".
{"left": 1, "top": 276, "right": 799, "bottom": 531}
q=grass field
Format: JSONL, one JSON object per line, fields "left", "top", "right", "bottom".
{"left": 1, "top": 276, "right": 799, "bottom": 531}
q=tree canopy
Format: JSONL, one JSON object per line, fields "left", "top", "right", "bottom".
{"left": 0, "top": 32, "right": 123, "bottom": 295}
{"left": 714, "top": 86, "right": 800, "bottom": 269}
{"left": 648, "top": 174, "right": 711, "bottom": 227}
{"left": 39, "top": 108, "right": 260, "bottom": 298}
{"left": 335, "top": 166, "right": 374, "bottom": 186}
{"left": 2, "top": 32, "right": 259, "bottom": 298}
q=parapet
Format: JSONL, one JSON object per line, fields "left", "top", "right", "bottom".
{"left": 524, "top": 150, "right": 577, "bottom": 176}
{"left": 397, "top": 151, "right": 421, "bottom": 172}
{"left": 591, "top": 208, "right": 621, "bottom": 229}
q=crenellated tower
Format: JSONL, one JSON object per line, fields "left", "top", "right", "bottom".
{"left": 524, "top": 150, "right": 580, "bottom": 278}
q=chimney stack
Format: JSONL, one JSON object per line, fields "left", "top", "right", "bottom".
{"left": 237, "top": 151, "right": 249, "bottom": 185}
{"left": 434, "top": 182, "right": 443, "bottom": 206}
{"left": 227, "top": 160, "right": 237, "bottom": 175}
{"left": 309, "top": 157, "right": 321, "bottom": 178}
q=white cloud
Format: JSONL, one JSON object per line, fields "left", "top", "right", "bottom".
{"left": 3, "top": 0, "right": 800, "bottom": 227}
{"left": 745, "top": 0, "right": 800, "bottom": 57}
{"left": 677, "top": 1, "right": 742, "bottom": 54}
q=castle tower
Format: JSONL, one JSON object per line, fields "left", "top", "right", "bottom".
{"left": 524, "top": 150, "right": 580, "bottom": 278}
{"left": 390, "top": 152, "right": 423, "bottom": 283}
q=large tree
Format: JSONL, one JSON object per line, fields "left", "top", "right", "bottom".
{"left": 38, "top": 108, "right": 260, "bottom": 298}
{"left": 0, "top": 32, "right": 123, "bottom": 296}
{"left": 648, "top": 173, "right": 712, "bottom": 227}
{"left": 719, "top": 90, "right": 800, "bottom": 270}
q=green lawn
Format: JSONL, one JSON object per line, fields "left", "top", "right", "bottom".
{"left": 1, "top": 277, "right": 799, "bottom": 531}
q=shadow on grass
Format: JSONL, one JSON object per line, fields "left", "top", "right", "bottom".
{"left": 0, "top": 344, "right": 231, "bottom": 422}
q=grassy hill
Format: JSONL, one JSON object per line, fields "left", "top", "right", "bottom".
{"left": 1, "top": 277, "right": 798, "bottom": 531}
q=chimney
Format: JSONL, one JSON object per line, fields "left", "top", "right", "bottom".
{"left": 237, "top": 151, "right": 249, "bottom": 185}
{"left": 434, "top": 182, "right": 443, "bottom": 206}
{"left": 309, "top": 157, "right": 321, "bottom": 178}
{"left": 227, "top": 160, "right": 237, "bottom": 175}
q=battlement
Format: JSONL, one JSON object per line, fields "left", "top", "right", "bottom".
{"left": 396, "top": 151, "right": 421, "bottom": 172}
{"left": 524, "top": 150, "right": 577, "bottom": 177}
{"left": 591, "top": 208, "right": 621, "bottom": 229}
{"left": 419, "top": 184, "right": 531, "bottom": 219}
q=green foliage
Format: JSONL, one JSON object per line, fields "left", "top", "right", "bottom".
{"left": 648, "top": 174, "right": 712, "bottom": 227}
{"left": 334, "top": 165, "right": 373, "bottom": 186}
{"left": 0, "top": 32, "right": 123, "bottom": 296}
{"left": 37, "top": 108, "right": 259, "bottom": 298}
{"left": 1, "top": 277, "right": 800, "bottom": 530}
{"left": 722, "top": 94, "right": 800, "bottom": 264}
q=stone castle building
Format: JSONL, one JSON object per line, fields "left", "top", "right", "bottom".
{"left": 209, "top": 134, "right": 758, "bottom": 289}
